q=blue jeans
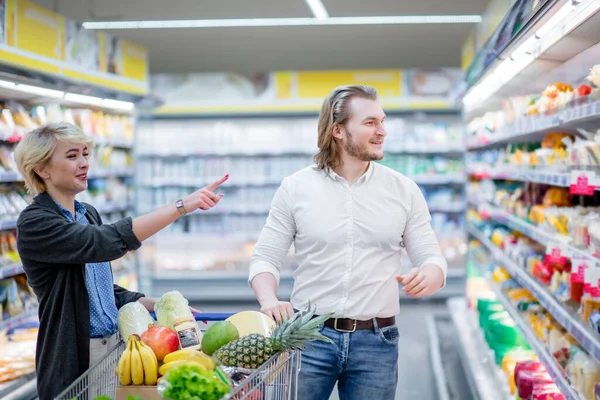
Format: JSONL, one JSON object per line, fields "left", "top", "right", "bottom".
{"left": 297, "top": 321, "right": 399, "bottom": 400}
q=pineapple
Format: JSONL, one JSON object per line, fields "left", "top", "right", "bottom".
{"left": 214, "top": 304, "right": 334, "bottom": 369}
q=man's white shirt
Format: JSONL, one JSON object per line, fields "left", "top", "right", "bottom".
{"left": 249, "top": 162, "right": 447, "bottom": 320}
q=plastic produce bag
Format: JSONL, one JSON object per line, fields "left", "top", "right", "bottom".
{"left": 117, "top": 301, "right": 155, "bottom": 342}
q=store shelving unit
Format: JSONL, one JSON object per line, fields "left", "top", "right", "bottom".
{"left": 467, "top": 224, "right": 600, "bottom": 363}
{"left": 467, "top": 199, "right": 600, "bottom": 266}
{"left": 447, "top": 297, "right": 509, "bottom": 400}
{"left": 458, "top": 0, "right": 600, "bottom": 396}
{"left": 487, "top": 276, "right": 581, "bottom": 400}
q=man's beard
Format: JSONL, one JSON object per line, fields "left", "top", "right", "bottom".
{"left": 344, "top": 129, "right": 383, "bottom": 162}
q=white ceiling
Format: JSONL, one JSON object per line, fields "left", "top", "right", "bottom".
{"left": 34, "top": 0, "right": 489, "bottom": 73}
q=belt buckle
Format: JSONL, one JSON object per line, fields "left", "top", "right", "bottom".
{"left": 334, "top": 318, "right": 357, "bottom": 333}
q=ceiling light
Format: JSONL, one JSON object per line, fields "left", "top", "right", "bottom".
{"left": 17, "top": 84, "right": 64, "bottom": 98}
{"left": 305, "top": 0, "right": 329, "bottom": 19}
{"left": 463, "top": 0, "right": 600, "bottom": 111}
{"left": 82, "top": 15, "right": 482, "bottom": 30}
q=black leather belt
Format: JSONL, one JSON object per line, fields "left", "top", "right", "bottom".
{"left": 323, "top": 316, "right": 396, "bottom": 333}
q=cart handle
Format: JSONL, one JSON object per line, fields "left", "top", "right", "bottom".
{"left": 149, "top": 312, "right": 235, "bottom": 321}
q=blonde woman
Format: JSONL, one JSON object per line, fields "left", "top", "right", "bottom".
{"left": 14, "top": 122, "right": 228, "bottom": 399}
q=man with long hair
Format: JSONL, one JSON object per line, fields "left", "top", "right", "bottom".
{"left": 249, "top": 85, "right": 447, "bottom": 399}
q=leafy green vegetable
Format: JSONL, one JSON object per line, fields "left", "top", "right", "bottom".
{"left": 93, "top": 396, "right": 112, "bottom": 400}
{"left": 155, "top": 290, "right": 193, "bottom": 329}
{"left": 163, "top": 364, "right": 230, "bottom": 400}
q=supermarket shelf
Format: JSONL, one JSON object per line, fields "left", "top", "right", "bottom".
{"left": 0, "top": 263, "right": 24, "bottom": 279}
{"left": 467, "top": 224, "right": 600, "bottom": 363}
{"left": 0, "top": 220, "right": 17, "bottom": 231}
{"left": 136, "top": 147, "right": 464, "bottom": 158}
{"left": 468, "top": 198, "right": 599, "bottom": 264}
{"left": 0, "top": 168, "right": 134, "bottom": 183}
{"left": 88, "top": 168, "right": 134, "bottom": 179}
{"left": 94, "top": 138, "right": 134, "bottom": 149}
{"left": 141, "top": 174, "right": 466, "bottom": 188}
{"left": 0, "top": 309, "right": 37, "bottom": 332}
{"left": 94, "top": 202, "right": 134, "bottom": 214}
{"left": 467, "top": 168, "right": 570, "bottom": 187}
{"left": 468, "top": 101, "right": 600, "bottom": 150}
{"left": 0, "top": 172, "right": 22, "bottom": 183}
{"left": 0, "top": 373, "right": 36, "bottom": 399}
{"left": 447, "top": 297, "right": 507, "bottom": 400}
{"left": 482, "top": 272, "right": 582, "bottom": 400}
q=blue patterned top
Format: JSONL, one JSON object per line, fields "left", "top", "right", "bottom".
{"left": 54, "top": 200, "right": 119, "bottom": 338}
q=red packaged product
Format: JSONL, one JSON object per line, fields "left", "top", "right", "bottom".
{"left": 514, "top": 360, "right": 544, "bottom": 383}
{"left": 532, "top": 385, "right": 564, "bottom": 400}
{"left": 517, "top": 371, "right": 554, "bottom": 399}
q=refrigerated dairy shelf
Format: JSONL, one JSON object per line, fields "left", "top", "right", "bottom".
{"left": 0, "top": 263, "right": 24, "bottom": 279}
{"left": 468, "top": 198, "right": 599, "bottom": 265}
{"left": 481, "top": 271, "right": 582, "bottom": 400}
{"left": 468, "top": 100, "right": 600, "bottom": 150}
{"left": 447, "top": 297, "right": 508, "bottom": 400}
{"left": 467, "top": 224, "right": 600, "bottom": 363}
{"left": 467, "top": 168, "right": 571, "bottom": 188}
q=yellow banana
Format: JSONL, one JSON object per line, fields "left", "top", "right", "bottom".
{"left": 117, "top": 336, "right": 133, "bottom": 386}
{"left": 158, "top": 360, "right": 206, "bottom": 376}
{"left": 139, "top": 340, "right": 158, "bottom": 367}
{"left": 137, "top": 340, "right": 158, "bottom": 386}
{"left": 162, "top": 349, "right": 199, "bottom": 364}
{"left": 130, "top": 338, "right": 145, "bottom": 385}
{"left": 163, "top": 349, "right": 215, "bottom": 371}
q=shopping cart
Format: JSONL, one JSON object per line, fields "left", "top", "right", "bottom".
{"left": 54, "top": 313, "right": 301, "bottom": 400}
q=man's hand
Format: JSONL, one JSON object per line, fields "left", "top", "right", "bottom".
{"left": 397, "top": 265, "right": 444, "bottom": 298}
{"left": 260, "top": 300, "right": 295, "bottom": 324}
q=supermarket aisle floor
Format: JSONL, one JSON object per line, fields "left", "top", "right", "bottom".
{"left": 194, "top": 300, "right": 450, "bottom": 400}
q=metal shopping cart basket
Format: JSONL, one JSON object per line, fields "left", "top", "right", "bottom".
{"left": 55, "top": 313, "right": 301, "bottom": 400}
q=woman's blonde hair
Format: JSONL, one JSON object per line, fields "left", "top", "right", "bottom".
{"left": 314, "top": 85, "right": 378, "bottom": 170}
{"left": 14, "top": 122, "right": 94, "bottom": 195}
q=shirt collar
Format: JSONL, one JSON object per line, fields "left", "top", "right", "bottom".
{"left": 325, "top": 162, "right": 374, "bottom": 186}
{"left": 53, "top": 199, "right": 88, "bottom": 222}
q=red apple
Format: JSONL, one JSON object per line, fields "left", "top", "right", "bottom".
{"left": 140, "top": 324, "right": 179, "bottom": 362}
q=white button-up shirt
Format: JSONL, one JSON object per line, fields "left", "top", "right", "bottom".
{"left": 249, "top": 162, "right": 447, "bottom": 320}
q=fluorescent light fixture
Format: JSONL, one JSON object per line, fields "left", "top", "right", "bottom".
{"left": 17, "top": 84, "right": 64, "bottom": 98}
{"left": 101, "top": 99, "right": 135, "bottom": 111}
{"left": 64, "top": 93, "right": 103, "bottom": 106}
{"left": 463, "top": 0, "right": 600, "bottom": 111}
{"left": 305, "top": 0, "right": 329, "bottom": 19}
{"left": 83, "top": 15, "right": 482, "bottom": 30}
{"left": 0, "top": 80, "right": 16, "bottom": 89}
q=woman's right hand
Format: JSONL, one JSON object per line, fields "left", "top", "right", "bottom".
{"left": 183, "top": 174, "right": 229, "bottom": 213}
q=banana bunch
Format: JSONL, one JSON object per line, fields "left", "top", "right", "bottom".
{"left": 117, "top": 334, "right": 159, "bottom": 386}
{"left": 159, "top": 349, "right": 215, "bottom": 376}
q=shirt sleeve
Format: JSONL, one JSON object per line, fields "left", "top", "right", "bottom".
{"left": 248, "top": 178, "right": 296, "bottom": 287}
{"left": 17, "top": 209, "right": 141, "bottom": 265}
{"left": 403, "top": 181, "right": 448, "bottom": 284}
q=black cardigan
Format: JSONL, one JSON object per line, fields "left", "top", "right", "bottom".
{"left": 16, "top": 193, "right": 144, "bottom": 400}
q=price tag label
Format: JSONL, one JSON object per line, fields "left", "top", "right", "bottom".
{"left": 570, "top": 170, "right": 598, "bottom": 196}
